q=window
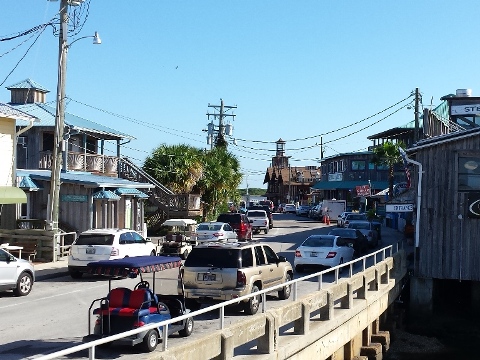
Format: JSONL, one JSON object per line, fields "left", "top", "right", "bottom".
{"left": 241, "top": 248, "right": 253, "bottom": 267}
{"left": 351, "top": 161, "right": 365, "bottom": 171}
{"left": 368, "top": 162, "right": 375, "bottom": 170}
{"left": 263, "top": 245, "right": 278, "bottom": 264}
{"left": 42, "top": 132, "right": 54, "bottom": 152}
{"left": 254, "top": 246, "right": 266, "bottom": 265}
{"left": 458, "top": 156, "right": 480, "bottom": 191}
{"left": 376, "top": 163, "right": 389, "bottom": 170}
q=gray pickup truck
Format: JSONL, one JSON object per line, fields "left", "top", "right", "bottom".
{"left": 246, "top": 210, "right": 269, "bottom": 234}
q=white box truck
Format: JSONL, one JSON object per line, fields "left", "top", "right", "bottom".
{"left": 320, "top": 200, "right": 346, "bottom": 223}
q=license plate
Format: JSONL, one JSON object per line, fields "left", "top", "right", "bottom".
{"left": 86, "top": 248, "right": 96, "bottom": 254}
{"left": 310, "top": 252, "right": 318, "bottom": 257}
{"left": 198, "top": 273, "right": 216, "bottom": 281}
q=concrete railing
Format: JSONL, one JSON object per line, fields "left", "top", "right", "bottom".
{"left": 35, "top": 243, "right": 407, "bottom": 360}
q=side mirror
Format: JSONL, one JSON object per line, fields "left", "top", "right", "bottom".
{"left": 145, "top": 237, "right": 152, "bottom": 242}
{"left": 277, "top": 255, "right": 287, "bottom": 262}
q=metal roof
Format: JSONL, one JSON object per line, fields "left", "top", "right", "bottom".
{"left": 16, "top": 169, "right": 154, "bottom": 189}
{"left": 18, "top": 176, "right": 42, "bottom": 191}
{"left": 6, "top": 78, "right": 50, "bottom": 93}
{"left": 92, "top": 190, "right": 121, "bottom": 201}
{"left": 11, "top": 103, "right": 134, "bottom": 140}
{"left": 0, "top": 102, "right": 39, "bottom": 122}
{"left": 115, "top": 187, "right": 149, "bottom": 198}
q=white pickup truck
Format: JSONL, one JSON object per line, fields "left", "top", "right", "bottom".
{"left": 246, "top": 209, "right": 269, "bottom": 234}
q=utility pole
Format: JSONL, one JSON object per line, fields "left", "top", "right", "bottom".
{"left": 48, "top": 0, "right": 68, "bottom": 231}
{"left": 414, "top": 87, "right": 420, "bottom": 143}
{"left": 205, "top": 99, "right": 237, "bottom": 148}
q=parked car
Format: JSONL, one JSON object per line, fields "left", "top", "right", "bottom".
{"left": 0, "top": 248, "right": 35, "bottom": 296}
{"left": 328, "top": 228, "right": 369, "bottom": 256}
{"left": 284, "top": 203, "right": 297, "bottom": 214}
{"left": 347, "top": 221, "right": 379, "bottom": 248}
{"left": 246, "top": 210, "right": 270, "bottom": 234}
{"left": 337, "top": 212, "right": 355, "bottom": 227}
{"left": 308, "top": 204, "right": 322, "bottom": 219}
{"left": 294, "top": 235, "right": 355, "bottom": 273}
{"left": 341, "top": 213, "right": 368, "bottom": 228}
{"left": 193, "top": 222, "right": 238, "bottom": 244}
{"left": 68, "top": 229, "right": 156, "bottom": 279}
{"left": 296, "top": 205, "right": 311, "bottom": 216}
{"left": 247, "top": 205, "right": 274, "bottom": 229}
{"left": 179, "top": 242, "right": 294, "bottom": 315}
{"left": 216, "top": 213, "right": 253, "bottom": 241}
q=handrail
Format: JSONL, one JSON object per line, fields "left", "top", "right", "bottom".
{"left": 34, "top": 241, "right": 403, "bottom": 360}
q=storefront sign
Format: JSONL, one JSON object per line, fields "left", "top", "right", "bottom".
{"left": 467, "top": 193, "right": 480, "bottom": 219}
{"left": 328, "top": 173, "right": 343, "bottom": 181}
{"left": 356, "top": 185, "right": 371, "bottom": 197}
{"left": 61, "top": 194, "right": 88, "bottom": 202}
{"left": 451, "top": 104, "right": 480, "bottom": 115}
{"left": 386, "top": 203, "right": 413, "bottom": 212}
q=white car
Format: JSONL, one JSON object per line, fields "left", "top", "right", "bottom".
{"left": 193, "top": 222, "right": 238, "bottom": 244}
{"left": 284, "top": 204, "right": 297, "bottom": 214}
{"left": 68, "top": 229, "right": 156, "bottom": 279}
{"left": 296, "top": 205, "right": 311, "bottom": 216}
{"left": 0, "top": 248, "right": 35, "bottom": 296}
{"left": 294, "top": 234, "right": 354, "bottom": 272}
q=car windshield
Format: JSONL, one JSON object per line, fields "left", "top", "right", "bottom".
{"left": 347, "top": 214, "right": 366, "bottom": 220}
{"left": 350, "top": 223, "right": 369, "bottom": 229}
{"left": 197, "top": 224, "right": 222, "bottom": 231}
{"left": 329, "top": 229, "right": 355, "bottom": 238}
{"left": 303, "top": 237, "right": 334, "bottom": 247}
{"left": 75, "top": 234, "right": 114, "bottom": 246}
{"left": 184, "top": 248, "right": 240, "bottom": 268}
{"left": 247, "top": 211, "right": 265, "bottom": 217}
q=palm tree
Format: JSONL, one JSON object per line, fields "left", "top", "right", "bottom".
{"left": 371, "top": 141, "right": 405, "bottom": 199}
{"left": 143, "top": 144, "right": 204, "bottom": 193}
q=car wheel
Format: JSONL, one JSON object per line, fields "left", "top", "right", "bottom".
{"left": 179, "top": 317, "right": 194, "bottom": 337}
{"left": 13, "top": 272, "right": 33, "bottom": 296}
{"left": 182, "top": 249, "right": 189, "bottom": 260}
{"left": 295, "top": 264, "right": 304, "bottom": 273}
{"left": 69, "top": 270, "right": 83, "bottom": 279}
{"left": 243, "top": 285, "right": 260, "bottom": 315}
{"left": 185, "top": 298, "right": 201, "bottom": 311}
{"left": 278, "top": 273, "right": 292, "bottom": 300}
{"left": 150, "top": 250, "right": 156, "bottom": 256}
{"left": 141, "top": 329, "right": 159, "bottom": 352}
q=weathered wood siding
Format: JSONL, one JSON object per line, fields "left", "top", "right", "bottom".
{"left": 413, "top": 134, "right": 480, "bottom": 281}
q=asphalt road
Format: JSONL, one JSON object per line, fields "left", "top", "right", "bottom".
{"left": 0, "top": 214, "right": 403, "bottom": 360}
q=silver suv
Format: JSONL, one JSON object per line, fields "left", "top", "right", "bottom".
{"left": 68, "top": 229, "right": 156, "bottom": 279}
{"left": 0, "top": 248, "right": 35, "bottom": 296}
{"left": 179, "top": 242, "right": 293, "bottom": 315}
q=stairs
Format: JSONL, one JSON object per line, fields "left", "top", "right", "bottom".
{"left": 118, "top": 157, "right": 195, "bottom": 232}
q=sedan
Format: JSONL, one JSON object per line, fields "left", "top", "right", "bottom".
{"left": 347, "top": 221, "right": 379, "bottom": 248}
{"left": 284, "top": 204, "right": 297, "bottom": 214}
{"left": 294, "top": 235, "right": 355, "bottom": 272}
{"left": 296, "top": 205, "right": 311, "bottom": 216}
{"left": 193, "top": 222, "right": 238, "bottom": 244}
{"left": 328, "top": 228, "right": 369, "bottom": 256}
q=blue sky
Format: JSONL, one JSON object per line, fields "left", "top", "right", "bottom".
{"left": 2, "top": 1, "right": 480, "bottom": 189}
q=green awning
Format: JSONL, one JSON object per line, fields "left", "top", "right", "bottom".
{"left": 0, "top": 186, "right": 27, "bottom": 204}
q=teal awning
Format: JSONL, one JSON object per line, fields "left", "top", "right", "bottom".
{"left": 93, "top": 190, "right": 120, "bottom": 201}
{"left": 312, "top": 180, "right": 389, "bottom": 191}
{"left": 0, "top": 186, "right": 27, "bottom": 204}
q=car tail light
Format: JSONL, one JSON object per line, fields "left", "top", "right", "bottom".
{"left": 213, "top": 232, "right": 224, "bottom": 237}
{"left": 326, "top": 252, "right": 337, "bottom": 258}
{"left": 133, "top": 320, "right": 145, "bottom": 328}
{"left": 236, "top": 270, "right": 246, "bottom": 287}
{"left": 295, "top": 250, "right": 302, "bottom": 257}
{"left": 264, "top": 220, "right": 267, "bottom": 226}
{"left": 110, "top": 247, "right": 119, "bottom": 256}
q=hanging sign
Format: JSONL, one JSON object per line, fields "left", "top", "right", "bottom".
{"left": 467, "top": 193, "right": 480, "bottom": 219}
{"left": 386, "top": 203, "right": 413, "bottom": 212}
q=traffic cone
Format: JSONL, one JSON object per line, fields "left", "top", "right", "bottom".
{"left": 323, "top": 215, "right": 326, "bottom": 224}
{"left": 326, "top": 215, "right": 330, "bottom": 225}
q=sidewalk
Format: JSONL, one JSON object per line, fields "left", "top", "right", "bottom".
{"left": 32, "top": 226, "right": 412, "bottom": 282}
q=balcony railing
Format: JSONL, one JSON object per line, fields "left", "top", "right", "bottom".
{"left": 39, "top": 151, "right": 118, "bottom": 176}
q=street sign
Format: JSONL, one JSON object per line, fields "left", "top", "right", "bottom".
{"left": 385, "top": 203, "right": 413, "bottom": 212}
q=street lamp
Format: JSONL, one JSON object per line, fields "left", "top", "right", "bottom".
{"left": 47, "top": 0, "right": 100, "bottom": 231}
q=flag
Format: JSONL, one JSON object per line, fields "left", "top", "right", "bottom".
{"left": 263, "top": 170, "right": 270, "bottom": 184}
